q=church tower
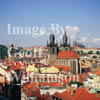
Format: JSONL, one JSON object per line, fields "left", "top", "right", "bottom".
{"left": 60, "top": 31, "right": 71, "bottom": 51}
{"left": 63, "top": 31, "right": 68, "bottom": 46}
{"left": 47, "top": 33, "right": 59, "bottom": 65}
{"left": 47, "top": 33, "right": 59, "bottom": 54}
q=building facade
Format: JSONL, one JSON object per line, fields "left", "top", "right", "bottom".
{"left": 47, "top": 32, "right": 81, "bottom": 74}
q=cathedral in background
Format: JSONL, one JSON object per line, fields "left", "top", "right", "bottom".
{"left": 47, "top": 32, "right": 81, "bottom": 74}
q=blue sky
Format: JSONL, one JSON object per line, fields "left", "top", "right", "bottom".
{"left": 0, "top": 0, "right": 100, "bottom": 47}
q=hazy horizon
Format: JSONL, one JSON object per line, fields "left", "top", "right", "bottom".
{"left": 0, "top": 0, "right": 100, "bottom": 47}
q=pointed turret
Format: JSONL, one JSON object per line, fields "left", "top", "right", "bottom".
{"left": 63, "top": 31, "right": 68, "bottom": 46}
{"left": 56, "top": 40, "right": 58, "bottom": 47}
{"left": 50, "top": 33, "right": 55, "bottom": 46}
{"left": 47, "top": 40, "right": 48, "bottom": 46}
{"left": 60, "top": 31, "right": 71, "bottom": 51}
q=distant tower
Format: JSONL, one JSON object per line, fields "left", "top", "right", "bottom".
{"left": 50, "top": 33, "right": 55, "bottom": 45}
{"left": 8, "top": 44, "right": 15, "bottom": 62}
{"left": 47, "top": 33, "right": 59, "bottom": 54}
{"left": 60, "top": 31, "right": 70, "bottom": 51}
{"left": 47, "top": 33, "right": 59, "bottom": 65}
{"left": 63, "top": 31, "right": 68, "bottom": 46}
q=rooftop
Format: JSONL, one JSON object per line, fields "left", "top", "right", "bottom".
{"left": 57, "top": 51, "right": 79, "bottom": 59}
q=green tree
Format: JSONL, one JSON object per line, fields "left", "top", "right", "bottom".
{"left": 68, "top": 81, "right": 83, "bottom": 87}
{"left": 0, "top": 45, "right": 8, "bottom": 59}
{"left": 88, "top": 51, "right": 93, "bottom": 54}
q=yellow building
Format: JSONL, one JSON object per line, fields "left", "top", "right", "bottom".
{"left": 40, "top": 66, "right": 59, "bottom": 73}
{"left": 84, "top": 72, "right": 100, "bottom": 90}
{"left": 26, "top": 64, "right": 38, "bottom": 72}
{"left": 93, "top": 75, "right": 100, "bottom": 89}
{"left": 93, "top": 71, "right": 100, "bottom": 89}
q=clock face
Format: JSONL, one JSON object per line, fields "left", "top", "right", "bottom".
{"left": 92, "top": 63, "right": 97, "bottom": 68}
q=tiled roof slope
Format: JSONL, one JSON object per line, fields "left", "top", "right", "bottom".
{"left": 57, "top": 51, "right": 79, "bottom": 59}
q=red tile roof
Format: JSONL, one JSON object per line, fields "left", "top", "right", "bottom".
{"left": 53, "top": 92, "right": 60, "bottom": 97}
{"left": 53, "top": 91, "right": 72, "bottom": 100}
{"left": 57, "top": 51, "right": 79, "bottom": 59}
{"left": 39, "top": 82, "right": 62, "bottom": 87}
{"left": 55, "top": 83, "right": 62, "bottom": 87}
{"left": 62, "top": 67, "right": 70, "bottom": 71}
{"left": 23, "top": 82, "right": 40, "bottom": 97}
{"left": 53, "top": 88, "right": 100, "bottom": 100}
{"left": 39, "top": 82, "right": 49, "bottom": 86}
{"left": 96, "top": 70, "right": 100, "bottom": 76}
{"left": 9, "top": 66, "right": 19, "bottom": 71}
{"left": 56, "top": 65, "right": 69, "bottom": 68}
{"left": 72, "top": 88, "right": 100, "bottom": 100}
{"left": 56, "top": 65, "right": 70, "bottom": 71}
{"left": 8, "top": 61, "right": 25, "bottom": 71}
{"left": 49, "top": 83, "right": 62, "bottom": 87}
{"left": 35, "top": 94, "right": 51, "bottom": 100}
{"left": 53, "top": 92, "right": 64, "bottom": 99}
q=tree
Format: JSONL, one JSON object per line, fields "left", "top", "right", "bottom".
{"left": 92, "top": 56, "right": 97, "bottom": 59}
{"left": 68, "top": 81, "right": 83, "bottom": 87}
{"left": 0, "top": 45, "right": 8, "bottom": 59}
{"left": 88, "top": 51, "right": 93, "bottom": 54}
{"left": 96, "top": 51, "right": 100, "bottom": 55}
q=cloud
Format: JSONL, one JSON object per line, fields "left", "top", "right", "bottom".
{"left": 79, "top": 36, "right": 87, "bottom": 43}
{"left": 65, "top": 25, "right": 80, "bottom": 40}
{"left": 77, "top": 32, "right": 100, "bottom": 47}
{"left": 92, "top": 38, "right": 100, "bottom": 45}
{"left": 39, "top": 27, "right": 47, "bottom": 36}
{"left": 40, "top": 31, "right": 46, "bottom": 36}
{"left": 87, "top": 32, "right": 91, "bottom": 36}
{"left": 78, "top": 32, "right": 93, "bottom": 43}
{"left": 57, "top": 35, "right": 63, "bottom": 41}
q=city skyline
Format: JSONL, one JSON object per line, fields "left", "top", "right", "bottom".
{"left": 0, "top": 0, "right": 100, "bottom": 47}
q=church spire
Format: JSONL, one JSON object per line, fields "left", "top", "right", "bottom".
{"left": 47, "top": 40, "right": 48, "bottom": 46}
{"left": 60, "top": 40, "right": 62, "bottom": 47}
{"left": 63, "top": 31, "right": 68, "bottom": 45}
{"left": 49, "top": 33, "right": 55, "bottom": 45}
{"left": 56, "top": 40, "right": 58, "bottom": 47}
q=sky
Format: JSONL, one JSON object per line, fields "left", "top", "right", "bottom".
{"left": 0, "top": 0, "right": 100, "bottom": 47}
